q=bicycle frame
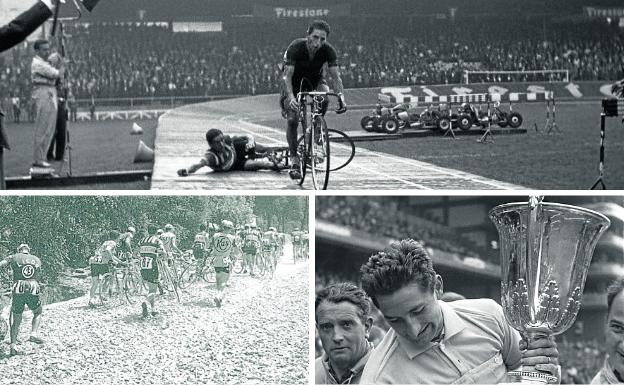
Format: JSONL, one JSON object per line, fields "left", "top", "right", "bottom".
{"left": 295, "top": 91, "right": 343, "bottom": 190}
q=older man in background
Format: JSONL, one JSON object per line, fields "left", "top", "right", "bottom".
{"left": 592, "top": 277, "right": 624, "bottom": 384}
{"left": 315, "top": 282, "right": 374, "bottom": 384}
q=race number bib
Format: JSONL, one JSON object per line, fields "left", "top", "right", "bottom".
{"left": 214, "top": 236, "right": 233, "bottom": 253}
{"left": 140, "top": 245, "right": 157, "bottom": 254}
{"left": 140, "top": 256, "right": 154, "bottom": 270}
{"left": 91, "top": 255, "right": 103, "bottom": 264}
{"left": 21, "top": 265, "right": 35, "bottom": 279}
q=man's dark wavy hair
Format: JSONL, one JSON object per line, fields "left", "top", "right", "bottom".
{"left": 360, "top": 239, "right": 437, "bottom": 307}
{"left": 205, "top": 128, "right": 223, "bottom": 143}
{"left": 607, "top": 277, "right": 624, "bottom": 316}
{"left": 307, "top": 20, "right": 330, "bottom": 36}
{"left": 315, "top": 282, "right": 371, "bottom": 323}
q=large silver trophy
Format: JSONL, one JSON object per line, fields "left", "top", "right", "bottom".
{"left": 489, "top": 196, "right": 610, "bottom": 384}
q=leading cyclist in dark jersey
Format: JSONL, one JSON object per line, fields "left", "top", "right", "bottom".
{"left": 281, "top": 20, "right": 348, "bottom": 179}
{"left": 177, "top": 128, "right": 283, "bottom": 176}
{"left": 0, "top": 244, "right": 44, "bottom": 356}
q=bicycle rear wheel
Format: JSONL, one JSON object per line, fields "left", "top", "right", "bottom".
{"left": 328, "top": 128, "right": 356, "bottom": 171}
{"left": 311, "top": 116, "right": 330, "bottom": 190}
{"left": 178, "top": 263, "right": 197, "bottom": 289}
{"left": 124, "top": 272, "right": 141, "bottom": 304}
{"left": 158, "top": 261, "right": 180, "bottom": 302}
{"left": 202, "top": 264, "right": 217, "bottom": 284}
{"left": 232, "top": 255, "right": 244, "bottom": 274}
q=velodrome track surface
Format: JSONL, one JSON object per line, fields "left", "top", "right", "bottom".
{"left": 152, "top": 94, "right": 524, "bottom": 190}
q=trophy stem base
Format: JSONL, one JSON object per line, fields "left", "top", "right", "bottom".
{"left": 508, "top": 370, "right": 558, "bottom": 385}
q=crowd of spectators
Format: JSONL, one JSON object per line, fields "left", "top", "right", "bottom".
{"left": 0, "top": 17, "right": 622, "bottom": 103}
{"left": 316, "top": 196, "right": 499, "bottom": 266}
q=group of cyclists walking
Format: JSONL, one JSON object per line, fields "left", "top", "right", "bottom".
{"left": 0, "top": 221, "right": 308, "bottom": 358}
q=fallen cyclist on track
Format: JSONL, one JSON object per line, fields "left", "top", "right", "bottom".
{"left": 177, "top": 128, "right": 288, "bottom": 176}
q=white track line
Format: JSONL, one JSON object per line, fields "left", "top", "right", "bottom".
{"left": 236, "top": 118, "right": 520, "bottom": 190}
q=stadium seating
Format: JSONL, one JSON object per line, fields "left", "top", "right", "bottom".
{"left": 0, "top": 17, "right": 622, "bottom": 103}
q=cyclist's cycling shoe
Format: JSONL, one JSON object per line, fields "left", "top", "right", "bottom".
{"left": 151, "top": 311, "right": 159, "bottom": 317}
{"left": 28, "top": 335, "right": 44, "bottom": 344}
{"left": 289, "top": 166, "right": 302, "bottom": 180}
{"left": 9, "top": 347, "right": 22, "bottom": 357}
{"left": 141, "top": 302, "right": 149, "bottom": 319}
{"left": 177, "top": 169, "right": 189, "bottom": 177}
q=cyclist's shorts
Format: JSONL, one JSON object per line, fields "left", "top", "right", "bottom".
{"left": 90, "top": 264, "right": 110, "bottom": 277}
{"left": 141, "top": 267, "right": 160, "bottom": 284}
{"left": 214, "top": 266, "right": 230, "bottom": 274}
{"left": 12, "top": 294, "right": 42, "bottom": 314}
{"left": 242, "top": 245, "right": 257, "bottom": 255}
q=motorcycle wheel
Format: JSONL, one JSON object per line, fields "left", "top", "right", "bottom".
{"left": 507, "top": 112, "right": 523, "bottom": 128}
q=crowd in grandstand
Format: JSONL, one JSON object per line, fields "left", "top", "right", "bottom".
{"left": 0, "top": 17, "right": 622, "bottom": 104}
{"left": 316, "top": 196, "right": 498, "bottom": 266}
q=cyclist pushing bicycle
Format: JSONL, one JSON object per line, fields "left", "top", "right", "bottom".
{"left": 0, "top": 244, "right": 44, "bottom": 357}
{"left": 280, "top": 19, "right": 347, "bottom": 180}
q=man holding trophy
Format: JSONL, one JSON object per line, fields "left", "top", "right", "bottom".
{"left": 358, "top": 197, "right": 610, "bottom": 384}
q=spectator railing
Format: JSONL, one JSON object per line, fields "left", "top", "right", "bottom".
{"left": 74, "top": 94, "right": 246, "bottom": 110}
{"left": 464, "top": 70, "right": 570, "bottom": 84}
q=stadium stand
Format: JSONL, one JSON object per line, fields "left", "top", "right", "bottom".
{"left": 0, "top": 17, "right": 622, "bottom": 106}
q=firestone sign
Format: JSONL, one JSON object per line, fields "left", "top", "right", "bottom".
{"left": 583, "top": 6, "right": 624, "bottom": 17}
{"left": 253, "top": 4, "right": 351, "bottom": 18}
{"left": 274, "top": 8, "right": 330, "bottom": 18}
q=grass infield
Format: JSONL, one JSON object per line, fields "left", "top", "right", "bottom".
{"left": 2, "top": 119, "right": 156, "bottom": 190}
{"left": 258, "top": 100, "right": 624, "bottom": 190}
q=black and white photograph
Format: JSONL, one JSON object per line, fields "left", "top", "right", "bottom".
{"left": 0, "top": 0, "right": 623, "bottom": 190}
{"left": 0, "top": 195, "right": 309, "bottom": 384}
{"left": 315, "top": 195, "right": 624, "bottom": 384}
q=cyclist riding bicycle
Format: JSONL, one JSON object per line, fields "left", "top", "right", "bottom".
{"left": 241, "top": 223, "right": 261, "bottom": 276}
{"left": 291, "top": 228, "right": 303, "bottom": 262}
{"left": 88, "top": 230, "right": 123, "bottom": 308}
{"left": 139, "top": 225, "right": 166, "bottom": 318}
{"left": 301, "top": 230, "right": 309, "bottom": 259}
{"left": 177, "top": 129, "right": 286, "bottom": 176}
{"left": 0, "top": 244, "right": 44, "bottom": 356}
{"left": 116, "top": 226, "right": 135, "bottom": 262}
{"left": 193, "top": 223, "right": 210, "bottom": 275}
{"left": 212, "top": 220, "right": 236, "bottom": 307}
{"left": 281, "top": 19, "right": 347, "bottom": 180}
{"left": 160, "top": 224, "right": 183, "bottom": 266}
{"left": 261, "top": 229, "right": 277, "bottom": 272}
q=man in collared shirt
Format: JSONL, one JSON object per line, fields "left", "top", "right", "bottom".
{"left": 359, "top": 239, "right": 561, "bottom": 384}
{"left": 592, "top": 277, "right": 624, "bottom": 384}
{"left": 31, "top": 39, "right": 64, "bottom": 168}
{"left": 315, "top": 282, "right": 374, "bottom": 384}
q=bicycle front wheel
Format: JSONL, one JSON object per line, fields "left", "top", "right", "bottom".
{"left": 296, "top": 135, "right": 307, "bottom": 186}
{"left": 328, "top": 128, "right": 356, "bottom": 171}
{"left": 124, "top": 272, "right": 141, "bottom": 304}
{"left": 311, "top": 115, "right": 330, "bottom": 190}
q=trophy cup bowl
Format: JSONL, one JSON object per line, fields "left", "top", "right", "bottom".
{"left": 489, "top": 197, "right": 610, "bottom": 384}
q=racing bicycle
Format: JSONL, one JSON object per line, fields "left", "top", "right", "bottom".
{"left": 293, "top": 91, "right": 355, "bottom": 190}
{"left": 99, "top": 261, "right": 142, "bottom": 305}
{"left": 178, "top": 253, "right": 217, "bottom": 289}
{"left": 156, "top": 258, "right": 180, "bottom": 302}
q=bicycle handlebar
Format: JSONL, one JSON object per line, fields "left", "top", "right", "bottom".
{"left": 296, "top": 91, "right": 347, "bottom": 114}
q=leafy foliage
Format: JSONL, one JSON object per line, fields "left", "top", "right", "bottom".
{"left": 0, "top": 196, "right": 306, "bottom": 286}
